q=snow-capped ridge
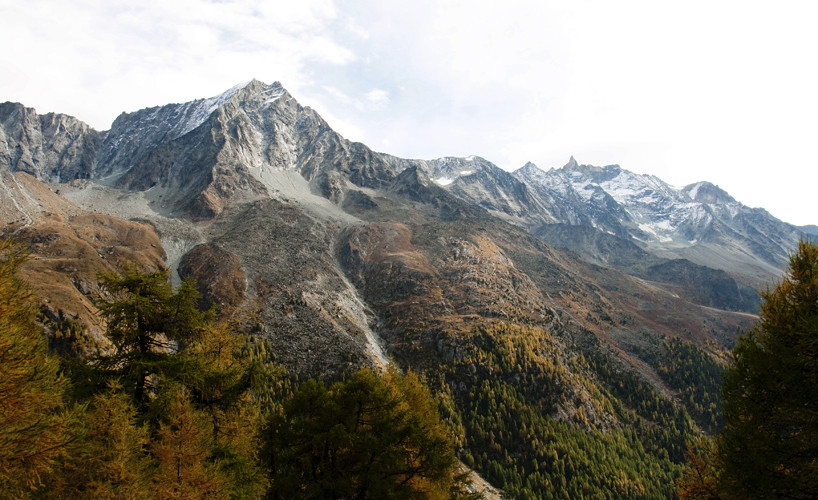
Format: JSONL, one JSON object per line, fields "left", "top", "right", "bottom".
{"left": 683, "top": 181, "right": 735, "bottom": 205}
{"left": 174, "top": 80, "right": 252, "bottom": 137}
{"left": 428, "top": 156, "right": 488, "bottom": 186}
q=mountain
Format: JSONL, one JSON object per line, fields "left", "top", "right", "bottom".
{"left": 513, "top": 159, "right": 806, "bottom": 286}
{"left": 0, "top": 80, "right": 808, "bottom": 497}
{"left": 0, "top": 102, "right": 101, "bottom": 182}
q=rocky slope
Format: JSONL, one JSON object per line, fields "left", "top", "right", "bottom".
{"left": 1, "top": 80, "right": 809, "bottom": 497}
{"left": 0, "top": 78, "right": 782, "bottom": 377}
{"left": 0, "top": 170, "right": 165, "bottom": 349}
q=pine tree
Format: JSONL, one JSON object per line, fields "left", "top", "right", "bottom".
{"left": 717, "top": 238, "right": 818, "bottom": 498}
{"left": 0, "top": 240, "right": 70, "bottom": 495}
{"left": 151, "top": 387, "right": 228, "bottom": 499}
{"left": 45, "top": 382, "right": 154, "bottom": 499}
{"left": 90, "top": 267, "right": 268, "bottom": 497}
{"left": 266, "top": 366, "right": 460, "bottom": 499}
{"left": 93, "top": 266, "right": 214, "bottom": 408}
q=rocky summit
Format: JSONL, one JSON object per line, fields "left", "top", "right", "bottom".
{"left": 2, "top": 80, "right": 815, "bottom": 497}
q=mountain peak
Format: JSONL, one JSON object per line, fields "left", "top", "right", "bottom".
{"left": 684, "top": 181, "right": 736, "bottom": 204}
{"left": 514, "top": 161, "right": 543, "bottom": 177}
{"left": 565, "top": 156, "right": 579, "bottom": 169}
{"left": 241, "top": 79, "right": 286, "bottom": 96}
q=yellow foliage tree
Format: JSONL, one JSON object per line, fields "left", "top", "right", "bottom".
{"left": 0, "top": 240, "right": 69, "bottom": 495}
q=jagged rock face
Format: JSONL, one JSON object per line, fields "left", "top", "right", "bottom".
{"left": 0, "top": 102, "right": 101, "bottom": 182}
{"left": 381, "top": 155, "right": 549, "bottom": 223}
{"left": 684, "top": 181, "right": 736, "bottom": 204}
{"left": 92, "top": 80, "right": 397, "bottom": 218}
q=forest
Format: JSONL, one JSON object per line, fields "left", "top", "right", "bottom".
{"left": 1, "top": 238, "right": 816, "bottom": 499}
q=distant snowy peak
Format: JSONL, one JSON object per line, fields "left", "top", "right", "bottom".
{"left": 522, "top": 157, "right": 740, "bottom": 211}
{"left": 683, "top": 181, "right": 736, "bottom": 204}
{"left": 428, "top": 156, "right": 483, "bottom": 186}
{"left": 510, "top": 157, "right": 760, "bottom": 246}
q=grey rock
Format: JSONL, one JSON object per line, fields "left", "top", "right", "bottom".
{"left": 0, "top": 102, "right": 101, "bottom": 181}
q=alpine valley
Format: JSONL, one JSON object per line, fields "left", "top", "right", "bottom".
{"left": 2, "top": 80, "right": 815, "bottom": 498}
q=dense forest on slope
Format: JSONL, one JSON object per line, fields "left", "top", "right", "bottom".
{"left": 0, "top": 245, "right": 472, "bottom": 499}
{"left": 1, "top": 232, "right": 737, "bottom": 499}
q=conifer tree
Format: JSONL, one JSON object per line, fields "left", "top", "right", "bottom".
{"left": 0, "top": 240, "right": 69, "bottom": 495}
{"left": 266, "top": 366, "right": 460, "bottom": 499}
{"left": 151, "top": 387, "right": 228, "bottom": 499}
{"left": 45, "top": 382, "right": 154, "bottom": 498}
{"left": 717, "top": 238, "right": 818, "bottom": 498}
{"left": 93, "top": 267, "right": 214, "bottom": 408}
{"left": 90, "top": 267, "right": 268, "bottom": 497}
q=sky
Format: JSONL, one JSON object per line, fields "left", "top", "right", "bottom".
{"left": 1, "top": 0, "right": 816, "bottom": 226}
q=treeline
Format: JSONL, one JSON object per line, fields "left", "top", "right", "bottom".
{"left": 0, "top": 241, "right": 469, "bottom": 499}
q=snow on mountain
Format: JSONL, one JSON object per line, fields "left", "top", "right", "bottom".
{"left": 426, "top": 156, "right": 479, "bottom": 186}
{"left": 513, "top": 158, "right": 803, "bottom": 282}
{"left": 174, "top": 80, "right": 253, "bottom": 138}
{"left": 3, "top": 79, "right": 807, "bottom": 290}
{"left": 515, "top": 158, "right": 740, "bottom": 244}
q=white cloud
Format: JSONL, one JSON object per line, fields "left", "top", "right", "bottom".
{"left": 0, "top": 0, "right": 355, "bottom": 128}
{"left": 363, "top": 89, "right": 389, "bottom": 109}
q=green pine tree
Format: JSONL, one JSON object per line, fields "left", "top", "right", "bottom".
{"left": 716, "top": 238, "right": 818, "bottom": 498}
{"left": 92, "top": 266, "right": 214, "bottom": 409}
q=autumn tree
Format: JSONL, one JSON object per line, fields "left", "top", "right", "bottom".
{"left": 44, "top": 382, "right": 154, "bottom": 498}
{"left": 716, "top": 238, "right": 818, "bottom": 498}
{"left": 0, "top": 240, "right": 70, "bottom": 495}
{"left": 265, "top": 366, "right": 460, "bottom": 499}
{"left": 677, "top": 439, "right": 722, "bottom": 500}
{"left": 151, "top": 387, "right": 228, "bottom": 499}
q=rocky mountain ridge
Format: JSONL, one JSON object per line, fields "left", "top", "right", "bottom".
{"left": 0, "top": 79, "right": 810, "bottom": 497}
{"left": 1, "top": 79, "right": 802, "bottom": 353}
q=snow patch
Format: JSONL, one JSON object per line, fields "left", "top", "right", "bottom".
{"left": 176, "top": 80, "right": 251, "bottom": 137}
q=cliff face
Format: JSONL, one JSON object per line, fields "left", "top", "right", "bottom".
{"left": 0, "top": 102, "right": 101, "bottom": 182}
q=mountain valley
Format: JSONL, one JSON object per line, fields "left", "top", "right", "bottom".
{"left": 2, "top": 80, "right": 814, "bottom": 498}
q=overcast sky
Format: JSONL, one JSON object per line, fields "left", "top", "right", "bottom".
{"left": 1, "top": 0, "right": 815, "bottom": 225}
